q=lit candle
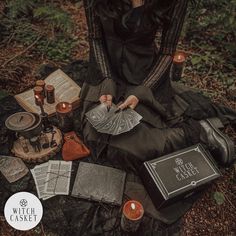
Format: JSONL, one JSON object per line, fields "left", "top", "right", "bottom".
{"left": 121, "top": 200, "right": 144, "bottom": 232}
{"left": 171, "top": 51, "right": 186, "bottom": 81}
{"left": 56, "top": 102, "right": 73, "bottom": 132}
{"left": 35, "top": 95, "right": 45, "bottom": 115}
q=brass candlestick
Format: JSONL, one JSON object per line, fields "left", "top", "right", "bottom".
{"left": 35, "top": 95, "right": 52, "bottom": 132}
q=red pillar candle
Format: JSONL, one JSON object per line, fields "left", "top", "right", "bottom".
{"left": 121, "top": 200, "right": 144, "bottom": 232}
{"left": 171, "top": 51, "right": 186, "bottom": 81}
{"left": 56, "top": 102, "right": 74, "bottom": 132}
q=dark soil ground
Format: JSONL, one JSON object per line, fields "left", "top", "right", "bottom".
{"left": 0, "top": 1, "right": 236, "bottom": 235}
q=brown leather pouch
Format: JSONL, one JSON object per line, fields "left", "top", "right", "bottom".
{"left": 62, "top": 131, "right": 90, "bottom": 161}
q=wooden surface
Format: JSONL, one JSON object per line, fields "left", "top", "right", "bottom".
{"left": 12, "top": 126, "right": 63, "bottom": 163}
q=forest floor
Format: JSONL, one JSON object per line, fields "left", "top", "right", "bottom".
{"left": 0, "top": 1, "right": 236, "bottom": 236}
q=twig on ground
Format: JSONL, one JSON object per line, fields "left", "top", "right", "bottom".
{"left": 1, "top": 36, "right": 42, "bottom": 67}
{"left": 217, "top": 186, "right": 236, "bottom": 210}
{"left": 202, "top": 65, "right": 213, "bottom": 81}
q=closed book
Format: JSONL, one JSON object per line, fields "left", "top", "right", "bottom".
{"left": 141, "top": 144, "right": 221, "bottom": 209}
{"left": 71, "top": 162, "right": 126, "bottom": 206}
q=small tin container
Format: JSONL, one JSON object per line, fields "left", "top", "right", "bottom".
{"left": 121, "top": 200, "right": 144, "bottom": 232}
{"left": 46, "top": 84, "right": 55, "bottom": 104}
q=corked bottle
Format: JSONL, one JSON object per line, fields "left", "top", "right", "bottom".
{"left": 33, "top": 86, "right": 44, "bottom": 106}
{"left": 35, "top": 80, "right": 46, "bottom": 97}
{"left": 45, "top": 85, "right": 55, "bottom": 104}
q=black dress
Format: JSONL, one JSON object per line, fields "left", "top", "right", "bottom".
{"left": 80, "top": 0, "right": 236, "bottom": 171}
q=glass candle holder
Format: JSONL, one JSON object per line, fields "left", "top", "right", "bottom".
{"left": 121, "top": 200, "right": 144, "bottom": 232}
{"left": 171, "top": 52, "right": 186, "bottom": 81}
{"left": 56, "top": 102, "right": 74, "bottom": 132}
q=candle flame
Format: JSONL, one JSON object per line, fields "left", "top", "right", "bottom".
{"left": 35, "top": 95, "right": 39, "bottom": 99}
{"left": 131, "top": 203, "right": 136, "bottom": 210}
{"left": 62, "top": 103, "right": 66, "bottom": 109}
{"left": 177, "top": 55, "right": 182, "bottom": 60}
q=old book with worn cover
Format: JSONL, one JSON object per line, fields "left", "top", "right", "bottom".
{"left": 71, "top": 162, "right": 126, "bottom": 206}
{"left": 14, "top": 69, "right": 81, "bottom": 116}
{"left": 141, "top": 144, "right": 221, "bottom": 209}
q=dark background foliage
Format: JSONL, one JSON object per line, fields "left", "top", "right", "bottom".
{"left": 0, "top": 0, "right": 235, "bottom": 235}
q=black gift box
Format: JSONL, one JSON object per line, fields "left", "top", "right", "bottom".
{"left": 140, "top": 144, "right": 221, "bottom": 209}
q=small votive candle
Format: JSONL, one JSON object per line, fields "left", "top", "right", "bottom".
{"left": 33, "top": 86, "right": 44, "bottom": 106}
{"left": 121, "top": 200, "right": 144, "bottom": 232}
{"left": 171, "top": 51, "right": 186, "bottom": 81}
{"left": 56, "top": 102, "right": 73, "bottom": 132}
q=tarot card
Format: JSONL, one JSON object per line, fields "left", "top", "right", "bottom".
{"left": 124, "top": 110, "right": 140, "bottom": 133}
{"left": 114, "top": 112, "right": 131, "bottom": 135}
{"left": 0, "top": 156, "right": 29, "bottom": 183}
{"left": 109, "top": 111, "right": 125, "bottom": 135}
{"left": 125, "top": 109, "right": 142, "bottom": 121}
{"left": 93, "top": 104, "right": 118, "bottom": 130}
{"left": 85, "top": 103, "right": 108, "bottom": 127}
{"left": 97, "top": 112, "right": 120, "bottom": 134}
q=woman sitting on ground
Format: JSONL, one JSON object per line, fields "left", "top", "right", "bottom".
{"left": 79, "top": 0, "right": 236, "bottom": 171}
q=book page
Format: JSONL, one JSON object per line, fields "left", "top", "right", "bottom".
{"left": 44, "top": 160, "right": 72, "bottom": 195}
{"left": 31, "top": 162, "right": 55, "bottom": 200}
{"left": 14, "top": 69, "right": 81, "bottom": 116}
{"left": 14, "top": 90, "right": 38, "bottom": 114}
{"left": 45, "top": 69, "right": 80, "bottom": 103}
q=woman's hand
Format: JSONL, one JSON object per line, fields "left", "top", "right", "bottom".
{"left": 118, "top": 95, "right": 139, "bottom": 110}
{"left": 99, "top": 94, "right": 113, "bottom": 107}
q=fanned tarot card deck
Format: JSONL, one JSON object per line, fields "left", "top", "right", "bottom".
{"left": 85, "top": 103, "right": 142, "bottom": 135}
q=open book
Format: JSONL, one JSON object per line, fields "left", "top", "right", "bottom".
{"left": 15, "top": 69, "right": 81, "bottom": 116}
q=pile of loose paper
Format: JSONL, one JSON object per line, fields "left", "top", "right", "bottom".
{"left": 31, "top": 160, "right": 72, "bottom": 200}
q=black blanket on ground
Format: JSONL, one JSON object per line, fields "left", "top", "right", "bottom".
{"left": 1, "top": 61, "right": 234, "bottom": 235}
{"left": 0, "top": 94, "right": 201, "bottom": 236}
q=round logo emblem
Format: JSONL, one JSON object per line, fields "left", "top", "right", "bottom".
{"left": 4, "top": 192, "right": 43, "bottom": 231}
{"left": 175, "top": 158, "right": 184, "bottom": 166}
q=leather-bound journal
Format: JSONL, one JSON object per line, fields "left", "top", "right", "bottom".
{"left": 71, "top": 162, "right": 126, "bottom": 206}
{"left": 140, "top": 144, "right": 221, "bottom": 209}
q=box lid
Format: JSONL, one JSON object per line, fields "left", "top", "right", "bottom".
{"left": 144, "top": 144, "right": 221, "bottom": 200}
